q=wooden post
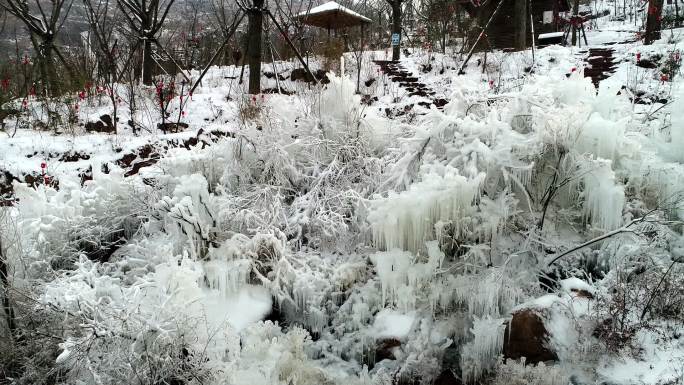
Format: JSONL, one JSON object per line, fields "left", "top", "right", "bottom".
{"left": 247, "top": 0, "right": 264, "bottom": 94}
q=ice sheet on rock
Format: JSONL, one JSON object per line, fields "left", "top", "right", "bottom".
{"left": 371, "top": 309, "right": 416, "bottom": 340}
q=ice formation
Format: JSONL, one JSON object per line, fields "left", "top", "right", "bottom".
{"left": 370, "top": 243, "right": 443, "bottom": 309}
{"left": 368, "top": 165, "right": 485, "bottom": 252}
{"left": 203, "top": 259, "right": 251, "bottom": 296}
{"left": 581, "top": 159, "right": 625, "bottom": 230}
{"left": 432, "top": 268, "right": 521, "bottom": 317}
{"left": 460, "top": 316, "right": 506, "bottom": 383}
{"left": 577, "top": 112, "right": 626, "bottom": 162}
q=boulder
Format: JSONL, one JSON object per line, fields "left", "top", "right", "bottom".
{"left": 503, "top": 309, "right": 557, "bottom": 364}
{"left": 85, "top": 114, "right": 116, "bottom": 133}
{"left": 375, "top": 338, "right": 401, "bottom": 363}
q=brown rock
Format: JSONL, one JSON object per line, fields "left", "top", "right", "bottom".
{"left": 375, "top": 338, "right": 401, "bottom": 363}
{"left": 503, "top": 309, "right": 557, "bottom": 364}
{"left": 157, "top": 122, "right": 189, "bottom": 133}
{"left": 571, "top": 288, "right": 594, "bottom": 299}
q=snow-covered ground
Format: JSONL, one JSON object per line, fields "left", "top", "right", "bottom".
{"left": 2, "top": 11, "right": 684, "bottom": 385}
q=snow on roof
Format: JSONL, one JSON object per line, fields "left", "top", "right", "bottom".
{"left": 298, "top": 1, "right": 371, "bottom": 23}
{"left": 538, "top": 32, "right": 565, "bottom": 39}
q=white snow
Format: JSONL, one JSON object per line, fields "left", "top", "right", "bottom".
{"left": 298, "top": 1, "right": 371, "bottom": 22}
{"left": 4, "top": 8, "right": 684, "bottom": 385}
{"left": 370, "top": 309, "right": 416, "bottom": 340}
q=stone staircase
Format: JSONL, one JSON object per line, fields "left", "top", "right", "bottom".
{"left": 374, "top": 60, "right": 448, "bottom": 109}
{"left": 583, "top": 48, "right": 616, "bottom": 87}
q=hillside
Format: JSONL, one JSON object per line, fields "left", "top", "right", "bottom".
{"left": 1, "top": 10, "right": 684, "bottom": 385}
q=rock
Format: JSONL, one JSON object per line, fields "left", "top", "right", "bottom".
{"left": 85, "top": 114, "right": 116, "bottom": 133}
{"left": 433, "top": 370, "right": 463, "bottom": 385}
{"left": 79, "top": 165, "right": 93, "bottom": 186}
{"left": 503, "top": 309, "right": 557, "bottom": 364}
{"left": 636, "top": 58, "right": 658, "bottom": 69}
{"left": 441, "top": 345, "right": 461, "bottom": 376}
{"left": 571, "top": 288, "right": 594, "bottom": 299}
{"left": 0, "top": 108, "right": 20, "bottom": 130}
{"left": 290, "top": 68, "right": 329, "bottom": 84}
{"left": 375, "top": 338, "right": 401, "bottom": 363}
{"left": 157, "top": 122, "right": 189, "bottom": 133}
{"left": 59, "top": 151, "right": 91, "bottom": 162}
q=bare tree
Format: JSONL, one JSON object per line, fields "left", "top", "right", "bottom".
{"left": 211, "top": 0, "right": 242, "bottom": 65}
{"left": 416, "top": 0, "right": 459, "bottom": 53}
{"left": 116, "top": 0, "right": 176, "bottom": 84}
{"left": 235, "top": 0, "right": 265, "bottom": 94}
{"left": 82, "top": 0, "right": 141, "bottom": 133}
{"left": 0, "top": 0, "right": 75, "bottom": 96}
{"left": 272, "top": 0, "right": 314, "bottom": 56}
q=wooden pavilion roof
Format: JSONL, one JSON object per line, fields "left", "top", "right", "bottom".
{"left": 296, "top": 1, "right": 371, "bottom": 30}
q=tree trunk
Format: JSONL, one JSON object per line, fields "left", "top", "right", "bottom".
{"left": 142, "top": 38, "right": 154, "bottom": 85}
{"left": 247, "top": 0, "right": 264, "bottom": 94}
{"left": 391, "top": 0, "right": 401, "bottom": 61}
{"left": 441, "top": 21, "right": 447, "bottom": 53}
{"left": 675, "top": 0, "right": 680, "bottom": 26}
{"left": 571, "top": 0, "right": 580, "bottom": 45}
{"left": 645, "top": 0, "right": 664, "bottom": 44}
{"left": 514, "top": 0, "right": 527, "bottom": 50}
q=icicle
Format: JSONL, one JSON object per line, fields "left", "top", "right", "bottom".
{"left": 577, "top": 112, "right": 626, "bottom": 161}
{"left": 368, "top": 166, "right": 485, "bottom": 253}
{"left": 581, "top": 159, "right": 625, "bottom": 230}
{"left": 460, "top": 316, "right": 506, "bottom": 383}
{"left": 370, "top": 247, "right": 442, "bottom": 309}
{"left": 434, "top": 269, "right": 521, "bottom": 317}
{"left": 203, "top": 259, "right": 251, "bottom": 296}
